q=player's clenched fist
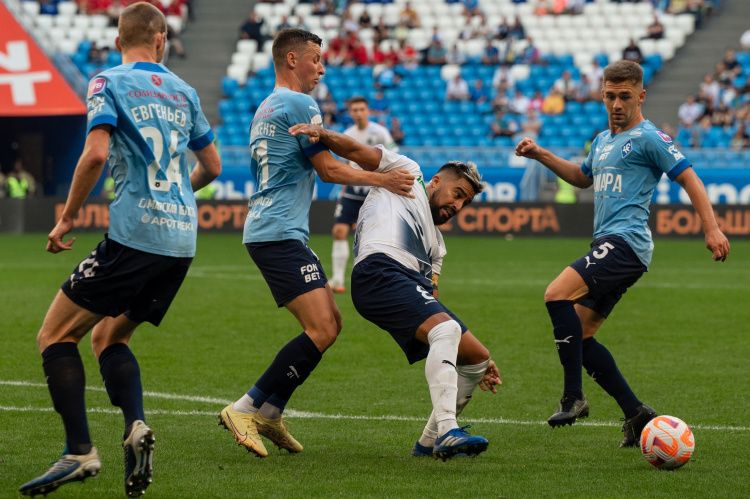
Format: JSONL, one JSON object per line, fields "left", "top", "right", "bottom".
{"left": 515, "top": 137, "right": 542, "bottom": 159}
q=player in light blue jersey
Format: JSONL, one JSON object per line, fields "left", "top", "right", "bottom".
{"left": 19, "top": 3, "right": 220, "bottom": 497}
{"left": 515, "top": 60, "right": 729, "bottom": 447}
{"left": 219, "top": 29, "right": 414, "bottom": 458}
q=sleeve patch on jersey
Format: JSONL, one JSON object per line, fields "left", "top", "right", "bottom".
{"left": 621, "top": 139, "right": 633, "bottom": 158}
{"left": 88, "top": 77, "right": 106, "bottom": 97}
{"left": 188, "top": 130, "right": 214, "bottom": 151}
{"left": 656, "top": 130, "right": 673, "bottom": 143}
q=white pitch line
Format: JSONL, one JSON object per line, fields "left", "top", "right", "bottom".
{"left": 2, "top": 380, "right": 749, "bottom": 432}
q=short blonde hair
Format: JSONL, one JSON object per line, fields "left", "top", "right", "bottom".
{"left": 118, "top": 2, "right": 166, "bottom": 51}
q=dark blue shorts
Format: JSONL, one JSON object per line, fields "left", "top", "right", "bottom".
{"left": 351, "top": 253, "right": 468, "bottom": 364}
{"left": 246, "top": 239, "right": 328, "bottom": 307}
{"left": 61, "top": 235, "right": 192, "bottom": 325}
{"left": 570, "top": 235, "right": 647, "bottom": 318}
{"left": 333, "top": 196, "right": 365, "bottom": 225}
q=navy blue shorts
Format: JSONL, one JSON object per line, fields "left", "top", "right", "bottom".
{"left": 334, "top": 196, "right": 365, "bottom": 225}
{"left": 351, "top": 253, "right": 468, "bottom": 364}
{"left": 246, "top": 239, "right": 328, "bottom": 307}
{"left": 61, "top": 235, "right": 192, "bottom": 325}
{"left": 569, "top": 235, "right": 647, "bottom": 318}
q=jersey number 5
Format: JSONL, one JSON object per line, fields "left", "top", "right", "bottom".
{"left": 139, "top": 127, "right": 182, "bottom": 193}
{"left": 592, "top": 242, "right": 615, "bottom": 259}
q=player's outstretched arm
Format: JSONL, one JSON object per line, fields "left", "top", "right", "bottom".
{"left": 290, "top": 123, "right": 383, "bottom": 170}
{"left": 308, "top": 150, "right": 414, "bottom": 197}
{"left": 191, "top": 142, "right": 222, "bottom": 191}
{"left": 47, "top": 126, "right": 111, "bottom": 254}
{"left": 675, "top": 168, "right": 730, "bottom": 262}
{"left": 515, "top": 136, "right": 592, "bottom": 188}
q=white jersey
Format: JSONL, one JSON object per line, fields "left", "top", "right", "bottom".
{"left": 353, "top": 146, "right": 446, "bottom": 278}
{"left": 341, "top": 121, "right": 398, "bottom": 201}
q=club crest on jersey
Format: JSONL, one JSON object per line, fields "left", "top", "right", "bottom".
{"left": 656, "top": 130, "right": 673, "bottom": 143}
{"left": 621, "top": 140, "right": 632, "bottom": 158}
{"left": 151, "top": 74, "right": 162, "bottom": 86}
{"left": 88, "top": 77, "right": 106, "bottom": 97}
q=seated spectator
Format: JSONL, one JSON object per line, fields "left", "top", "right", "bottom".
{"left": 167, "top": 24, "right": 186, "bottom": 60}
{"left": 359, "top": 9, "right": 372, "bottom": 28}
{"left": 490, "top": 110, "right": 519, "bottom": 137}
{"left": 730, "top": 124, "right": 749, "bottom": 150}
{"left": 554, "top": 70, "right": 578, "bottom": 102}
{"left": 574, "top": 74, "right": 597, "bottom": 102}
{"left": 375, "top": 60, "right": 401, "bottom": 88}
{"left": 38, "top": 0, "right": 58, "bottom": 15}
{"left": 508, "top": 15, "right": 525, "bottom": 40}
{"left": 722, "top": 49, "right": 741, "bottom": 74}
{"left": 425, "top": 39, "right": 447, "bottom": 65}
{"left": 399, "top": 1, "right": 420, "bottom": 29}
{"left": 622, "top": 39, "right": 643, "bottom": 64}
{"left": 390, "top": 116, "right": 405, "bottom": 145}
{"left": 397, "top": 40, "right": 419, "bottom": 69}
{"left": 551, "top": 0, "right": 568, "bottom": 15}
{"left": 645, "top": 15, "right": 665, "bottom": 40}
{"left": 370, "top": 89, "right": 389, "bottom": 116}
{"left": 481, "top": 40, "right": 500, "bottom": 66}
{"left": 584, "top": 60, "right": 604, "bottom": 91}
{"left": 88, "top": 42, "right": 107, "bottom": 65}
{"left": 509, "top": 89, "right": 530, "bottom": 115}
{"left": 678, "top": 95, "right": 704, "bottom": 126}
{"left": 491, "top": 83, "right": 511, "bottom": 113}
{"left": 276, "top": 15, "right": 294, "bottom": 33}
{"left": 373, "top": 17, "right": 390, "bottom": 43}
{"left": 462, "top": 0, "right": 483, "bottom": 18}
{"left": 521, "top": 109, "right": 542, "bottom": 137}
{"left": 446, "top": 72, "right": 470, "bottom": 101}
{"left": 533, "top": 0, "right": 550, "bottom": 16}
{"left": 495, "top": 17, "right": 510, "bottom": 41}
{"left": 714, "top": 62, "right": 735, "bottom": 86}
{"left": 349, "top": 37, "right": 369, "bottom": 65}
{"left": 321, "top": 94, "right": 339, "bottom": 126}
{"left": 711, "top": 103, "right": 734, "bottom": 128}
{"left": 447, "top": 43, "right": 466, "bottom": 65}
{"left": 83, "top": 0, "right": 112, "bottom": 16}
{"left": 518, "top": 37, "right": 540, "bottom": 65}
{"left": 312, "top": 0, "right": 334, "bottom": 16}
{"left": 341, "top": 7, "right": 359, "bottom": 33}
{"left": 529, "top": 90, "right": 544, "bottom": 112}
{"left": 325, "top": 32, "right": 349, "bottom": 66}
{"left": 240, "top": 12, "right": 267, "bottom": 50}
{"left": 492, "top": 64, "right": 514, "bottom": 91}
{"left": 393, "top": 20, "right": 410, "bottom": 42}
{"left": 469, "top": 79, "right": 491, "bottom": 105}
{"left": 542, "top": 88, "right": 565, "bottom": 115}
{"left": 691, "top": 115, "right": 713, "bottom": 147}
{"left": 700, "top": 73, "right": 721, "bottom": 108}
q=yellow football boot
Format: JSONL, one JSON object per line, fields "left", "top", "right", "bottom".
{"left": 254, "top": 414, "right": 304, "bottom": 453}
{"left": 218, "top": 404, "right": 268, "bottom": 458}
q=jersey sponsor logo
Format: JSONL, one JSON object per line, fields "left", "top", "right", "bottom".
{"left": 656, "top": 130, "right": 673, "bottom": 143}
{"left": 584, "top": 255, "right": 596, "bottom": 268}
{"left": 300, "top": 263, "right": 322, "bottom": 283}
{"left": 598, "top": 143, "right": 614, "bottom": 161}
{"left": 151, "top": 74, "right": 162, "bottom": 86}
{"left": 87, "top": 94, "right": 105, "bottom": 118}
{"left": 628, "top": 128, "right": 643, "bottom": 137}
{"left": 88, "top": 77, "right": 106, "bottom": 96}
{"left": 593, "top": 171, "right": 623, "bottom": 193}
{"left": 668, "top": 144, "right": 685, "bottom": 161}
{"left": 621, "top": 139, "right": 633, "bottom": 158}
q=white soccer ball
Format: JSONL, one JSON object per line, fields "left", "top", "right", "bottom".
{"left": 640, "top": 415, "right": 695, "bottom": 470}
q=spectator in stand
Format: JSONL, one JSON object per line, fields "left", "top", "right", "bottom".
{"left": 88, "top": 42, "right": 106, "bottom": 65}
{"left": 399, "top": 2, "right": 420, "bottom": 29}
{"left": 481, "top": 40, "right": 500, "bottom": 66}
{"left": 711, "top": 103, "right": 734, "bottom": 128}
{"left": 575, "top": 74, "right": 596, "bottom": 102}
{"left": 376, "top": 59, "right": 401, "bottom": 89}
{"left": 426, "top": 39, "right": 447, "bottom": 66}
{"left": 541, "top": 88, "right": 565, "bottom": 115}
{"left": 509, "top": 88, "right": 531, "bottom": 115}
{"left": 700, "top": 73, "right": 721, "bottom": 108}
{"left": 276, "top": 15, "right": 294, "bottom": 33}
{"left": 321, "top": 94, "right": 339, "bottom": 127}
{"left": 325, "top": 31, "right": 348, "bottom": 66}
{"left": 492, "top": 64, "right": 514, "bottom": 92}
{"left": 370, "top": 89, "right": 389, "bottom": 117}
{"left": 622, "top": 39, "right": 643, "bottom": 64}
{"left": 714, "top": 62, "right": 734, "bottom": 86}
{"left": 462, "top": 0, "right": 483, "bottom": 18}
{"left": 678, "top": 95, "right": 705, "bottom": 126}
{"left": 469, "top": 79, "right": 491, "bottom": 105}
{"left": 390, "top": 116, "right": 405, "bottom": 145}
{"left": 495, "top": 17, "right": 510, "bottom": 41}
{"left": 341, "top": 8, "right": 359, "bottom": 33}
{"left": 509, "top": 15, "right": 525, "bottom": 40}
{"left": 38, "top": 0, "right": 58, "bottom": 15}
{"left": 722, "top": 49, "right": 741, "bottom": 74}
{"left": 519, "top": 37, "right": 540, "bottom": 64}
{"left": 310, "top": 80, "right": 330, "bottom": 106}
{"left": 167, "top": 24, "right": 186, "bottom": 60}
{"left": 554, "top": 70, "right": 578, "bottom": 102}
{"left": 106, "top": 0, "right": 127, "bottom": 27}
{"left": 393, "top": 20, "right": 410, "bottom": 42}
{"left": 644, "top": 15, "right": 665, "bottom": 40}
{"left": 350, "top": 37, "right": 369, "bottom": 66}
{"left": 491, "top": 82, "right": 510, "bottom": 113}
{"left": 718, "top": 81, "right": 737, "bottom": 108}
{"left": 533, "top": 0, "right": 550, "bottom": 16}
{"left": 359, "top": 9, "right": 372, "bottom": 28}
{"left": 566, "top": 0, "right": 584, "bottom": 15}
{"left": 691, "top": 115, "right": 713, "bottom": 147}
{"left": 239, "top": 12, "right": 267, "bottom": 50}
{"left": 447, "top": 43, "right": 466, "bottom": 65}
{"left": 585, "top": 60, "right": 604, "bottom": 92}
{"left": 371, "top": 42, "right": 387, "bottom": 64}
{"left": 374, "top": 17, "right": 390, "bottom": 43}
{"left": 730, "top": 124, "right": 749, "bottom": 150}
{"left": 446, "top": 72, "right": 470, "bottom": 101}
{"left": 521, "top": 109, "right": 542, "bottom": 137}
{"left": 490, "top": 110, "right": 519, "bottom": 138}
{"left": 312, "top": 0, "right": 334, "bottom": 16}
{"left": 397, "top": 40, "right": 419, "bottom": 69}
{"left": 529, "top": 90, "right": 544, "bottom": 112}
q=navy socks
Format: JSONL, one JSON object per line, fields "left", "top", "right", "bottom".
{"left": 546, "top": 300, "right": 583, "bottom": 399}
{"left": 582, "top": 337, "right": 641, "bottom": 418}
{"left": 42, "top": 343, "right": 92, "bottom": 455}
{"left": 99, "top": 343, "right": 145, "bottom": 433}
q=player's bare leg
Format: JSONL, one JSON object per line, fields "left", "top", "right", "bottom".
{"left": 545, "top": 267, "right": 590, "bottom": 427}
{"left": 330, "top": 223, "right": 350, "bottom": 293}
{"left": 413, "top": 332, "right": 499, "bottom": 457}
{"left": 20, "top": 292, "right": 103, "bottom": 496}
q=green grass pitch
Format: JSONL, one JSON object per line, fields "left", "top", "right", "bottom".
{"left": 1, "top": 233, "right": 749, "bottom": 498}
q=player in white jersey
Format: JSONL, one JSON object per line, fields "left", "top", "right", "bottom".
{"left": 290, "top": 123, "right": 501, "bottom": 460}
{"left": 329, "top": 96, "right": 398, "bottom": 293}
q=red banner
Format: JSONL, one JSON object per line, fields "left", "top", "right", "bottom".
{"left": 0, "top": 3, "right": 85, "bottom": 116}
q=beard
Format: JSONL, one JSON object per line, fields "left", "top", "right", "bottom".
{"left": 430, "top": 204, "right": 455, "bottom": 225}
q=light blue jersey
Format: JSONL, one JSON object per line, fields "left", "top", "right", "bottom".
{"left": 85, "top": 62, "right": 214, "bottom": 257}
{"left": 581, "top": 120, "right": 690, "bottom": 267}
{"left": 243, "top": 87, "right": 326, "bottom": 244}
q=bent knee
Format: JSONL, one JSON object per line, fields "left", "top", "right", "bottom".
{"left": 305, "top": 316, "right": 340, "bottom": 350}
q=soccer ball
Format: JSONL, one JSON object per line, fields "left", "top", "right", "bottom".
{"left": 640, "top": 415, "right": 695, "bottom": 470}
